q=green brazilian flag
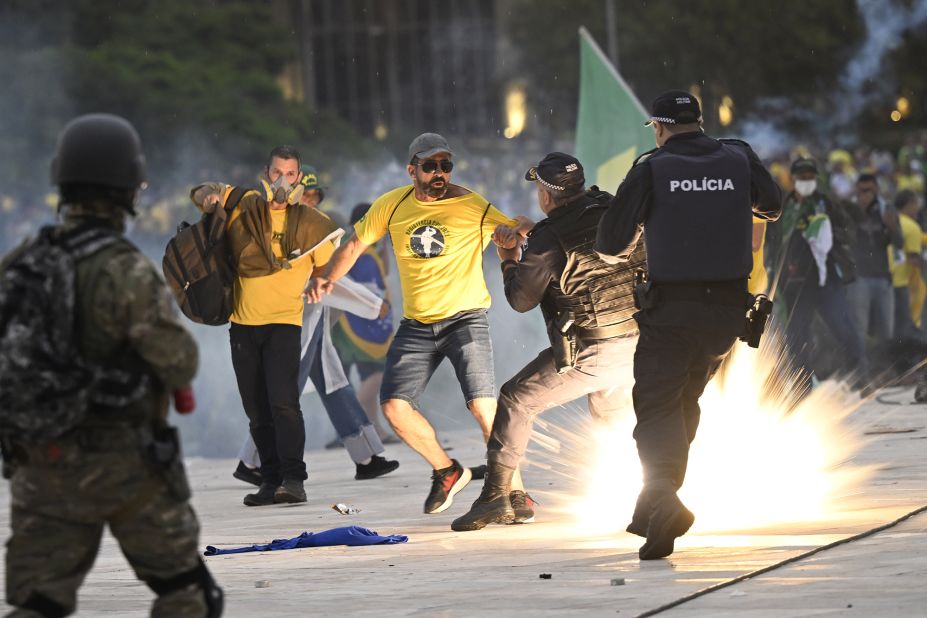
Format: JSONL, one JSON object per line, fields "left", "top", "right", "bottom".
{"left": 575, "top": 26, "right": 654, "bottom": 193}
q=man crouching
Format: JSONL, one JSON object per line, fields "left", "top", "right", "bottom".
{"left": 453, "top": 153, "right": 645, "bottom": 531}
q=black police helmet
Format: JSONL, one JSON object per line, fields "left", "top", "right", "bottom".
{"left": 51, "top": 113, "right": 147, "bottom": 191}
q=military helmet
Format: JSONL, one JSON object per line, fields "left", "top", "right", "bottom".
{"left": 51, "top": 113, "right": 147, "bottom": 190}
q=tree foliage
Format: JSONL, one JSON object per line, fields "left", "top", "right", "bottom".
{"left": 0, "top": 0, "right": 374, "bottom": 196}
{"left": 502, "top": 0, "right": 867, "bottom": 134}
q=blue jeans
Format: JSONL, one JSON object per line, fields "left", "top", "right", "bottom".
{"left": 782, "top": 276, "right": 865, "bottom": 381}
{"left": 298, "top": 320, "right": 383, "bottom": 463}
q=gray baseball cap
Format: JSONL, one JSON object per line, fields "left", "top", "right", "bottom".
{"left": 408, "top": 133, "right": 453, "bottom": 163}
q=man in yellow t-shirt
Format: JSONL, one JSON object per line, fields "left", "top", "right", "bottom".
{"left": 891, "top": 190, "right": 926, "bottom": 338}
{"left": 306, "top": 133, "right": 532, "bottom": 515}
{"left": 195, "top": 146, "right": 340, "bottom": 507}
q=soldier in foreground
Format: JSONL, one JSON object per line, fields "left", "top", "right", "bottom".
{"left": 0, "top": 114, "right": 222, "bottom": 616}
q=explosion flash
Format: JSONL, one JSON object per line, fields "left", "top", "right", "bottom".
{"left": 529, "top": 336, "right": 874, "bottom": 535}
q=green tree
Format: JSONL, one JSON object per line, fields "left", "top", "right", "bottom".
{"left": 502, "top": 0, "right": 865, "bottom": 135}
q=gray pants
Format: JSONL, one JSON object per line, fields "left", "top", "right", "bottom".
{"left": 847, "top": 276, "right": 894, "bottom": 342}
{"left": 487, "top": 337, "right": 636, "bottom": 469}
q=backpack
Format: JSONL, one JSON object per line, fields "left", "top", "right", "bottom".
{"left": 162, "top": 186, "right": 248, "bottom": 325}
{"left": 0, "top": 225, "right": 148, "bottom": 443}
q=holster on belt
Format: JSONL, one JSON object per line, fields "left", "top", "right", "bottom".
{"left": 549, "top": 311, "right": 576, "bottom": 374}
{"left": 633, "top": 270, "right": 656, "bottom": 310}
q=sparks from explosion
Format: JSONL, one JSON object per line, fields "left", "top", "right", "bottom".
{"left": 526, "top": 335, "right": 874, "bottom": 536}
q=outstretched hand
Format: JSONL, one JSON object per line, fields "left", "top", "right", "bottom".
{"left": 303, "top": 277, "right": 334, "bottom": 304}
{"left": 492, "top": 224, "right": 520, "bottom": 249}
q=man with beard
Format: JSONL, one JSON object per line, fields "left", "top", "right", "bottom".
{"left": 194, "top": 146, "right": 342, "bottom": 507}
{"left": 305, "top": 133, "right": 533, "bottom": 515}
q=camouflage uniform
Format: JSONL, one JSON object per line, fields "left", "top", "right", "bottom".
{"left": 4, "top": 206, "right": 213, "bottom": 618}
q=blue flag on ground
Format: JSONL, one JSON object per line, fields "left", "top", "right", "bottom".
{"left": 204, "top": 525, "right": 408, "bottom": 556}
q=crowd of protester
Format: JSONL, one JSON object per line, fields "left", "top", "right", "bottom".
{"left": 3, "top": 131, "right": 926, "bottom": 398}
{"left": 762, "top": 131, "right": 927, "bottom": 392}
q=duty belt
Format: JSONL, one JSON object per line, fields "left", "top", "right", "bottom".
{"left": 575, "top": 323, "right": 637, "bottom": 340}
{"left": 653, "top": 281, "right": 751, "bottom": 308}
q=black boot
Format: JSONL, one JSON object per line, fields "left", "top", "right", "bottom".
{"left": 627, "top": 489, "right": 653, "bottom": 537}
{"left": 451, "top": 462, "right": 515, "bottom": 531}
{"left": 638, "top": 484, "right": 694, "bottom": 560}
{"left": 274, "top": 479, "right": 307, "bottom": 504}
{"left": 243, "top": 482, "right": 278, "bottom": 507}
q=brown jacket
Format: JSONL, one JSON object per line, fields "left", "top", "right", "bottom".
{"left": 191, "top": 183, "right": 341, "bottom": 278}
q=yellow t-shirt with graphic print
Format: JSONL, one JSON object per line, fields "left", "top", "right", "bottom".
{"left": 354, "top": 185, "right": 516, "bottom": 323}
{"left": 231, "top": 208, "right": 335, "bottom": 326}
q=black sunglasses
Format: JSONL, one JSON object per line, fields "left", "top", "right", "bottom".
{"left": 417, "top": 159, "right": 453, "bottom": 174}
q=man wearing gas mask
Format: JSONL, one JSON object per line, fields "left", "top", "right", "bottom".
{"left": 192, "top": 146, "right": 343, "bottom": 506}
{"left": 765, "top": 157, "right": 863, "bottom": 393}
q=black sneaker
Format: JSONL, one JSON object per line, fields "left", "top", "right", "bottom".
{"left": 424, "top": 460, "right": 472, "bottom": 514}
{"left": 233, "top": 461, "right": 262, "bottom": 487}
{"left": 355, "top": 455, "right": 400, "bottom": 480}
{"left": 509, "top": 490, "right": 536, "bottom": 524}
{"left": 638, "top": 494, "right": 694, "bottom": 560}
{"left": 273, "top": 479, "right": 307, "bottom": 504}
{"left": 243, "top": 482, "right": 277, "bottom": 507}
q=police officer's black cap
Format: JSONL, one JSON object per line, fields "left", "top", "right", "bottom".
{"left": 644, "top": 90, "right": 702, "bottom": 126}
{"left": 790, "top": 157, "right": 818, "bottom": 175}
{"left": 525, "top": 152, "right": 585, "bottom": 194}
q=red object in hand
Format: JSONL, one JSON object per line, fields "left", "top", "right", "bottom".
{"left": 172, "top": 386, "right": 196, "bottom": 414}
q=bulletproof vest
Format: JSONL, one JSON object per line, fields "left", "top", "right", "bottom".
{"left": 646, "top": 142, "right": 752, "bottom": 282}
{"left": 544, "top": 194, "right": 645, "bottom": 332}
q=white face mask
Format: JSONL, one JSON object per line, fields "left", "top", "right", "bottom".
{"left": 794, "top": 179, "right": 817, "bottom": 197}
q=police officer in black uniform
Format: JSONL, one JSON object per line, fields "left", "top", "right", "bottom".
{"left": 594, "top": 91, "right": 782, "bottom": 560}
{"left": 452, "top": 152, "right": 646, "bottom": 532}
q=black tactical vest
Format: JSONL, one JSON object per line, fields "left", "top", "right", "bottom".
{"left": 646, "top": 141, "right": 752, "bottom": 282}
{"left": 544, "top": 194, "right": 646, "bottom": 334}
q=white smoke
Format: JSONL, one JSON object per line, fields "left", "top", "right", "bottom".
{"left": 739, "top": 0, "right": 927, "bottom": 152}
{"left": 829, "top": 0, "right": 927, "bottom": 128}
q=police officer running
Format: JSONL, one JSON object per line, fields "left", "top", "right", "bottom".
{"left": 595, "top": 91, "right": 781, "bottom": 560}
{"left": 452, "top": 153, "right": 646, "bottom": 531}
{"left": 0, "top": 114, "right": 222, "bottom": 616}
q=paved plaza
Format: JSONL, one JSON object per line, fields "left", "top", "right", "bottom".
{"left": 1, "top": 388, "right": 925, "bottom": 617}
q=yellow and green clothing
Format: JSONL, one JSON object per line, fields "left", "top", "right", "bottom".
{"left": 353, "top": 185, "right": 516, "bottom": 323}
{"left": 331, "top": 247, "right": 393, "bottom": 363}
{"left": 890, "top": 213, "right": 927, "bottom": 326}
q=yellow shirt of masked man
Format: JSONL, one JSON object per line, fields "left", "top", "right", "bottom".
{"left": 231, "top": 207, "right": 336, "bottom": 326}
{"left": 354, "top": 185, "right": 515, "bottom": 323}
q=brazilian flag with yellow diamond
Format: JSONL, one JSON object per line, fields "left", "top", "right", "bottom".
{"left": 575, "top": 27, "right": 654, "bottom": 193}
